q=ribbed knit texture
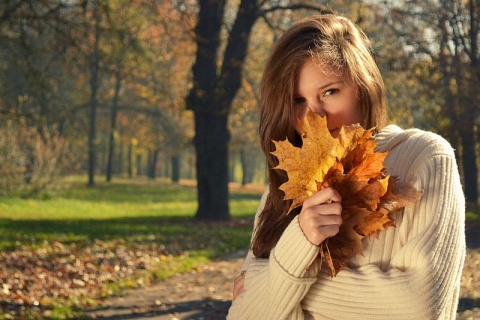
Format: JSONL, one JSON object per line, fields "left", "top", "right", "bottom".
{"left": 227, "top": 125, "right": 466, "bottom": 320}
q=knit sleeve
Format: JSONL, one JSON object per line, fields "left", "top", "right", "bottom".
{"left": 302, "top": 151, "right": 466, "bottom": 319}
{"left": 228, "top": 215, "right": 321, "bottom": 320}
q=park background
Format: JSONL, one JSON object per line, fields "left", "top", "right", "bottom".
{"left": 0, "top": 0, "right": 479, "bottom": 319}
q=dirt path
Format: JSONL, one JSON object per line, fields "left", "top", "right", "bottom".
{"left": 84, "top": 250, "right": 246, "bottom": 320}
{"left": 85, "top": 227, "right": 480, "bottom": 320}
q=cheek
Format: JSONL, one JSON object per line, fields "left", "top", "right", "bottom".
{"left": 293, "top": 105, "right": 307, "bottom": 122}
{"left": 293, "top": 106, "right": 308, "bottom": 132}
{"left": 294, "top": 105, "right": 308, "bottom": 120}
{"left": 328, "top": 105, "right": 361, "bottom": 127}
{"left": 350, "top": 101, "right": 363, "bottom": 124}
{"left": 341, "top": 97, "right": 362, "bottom": 125}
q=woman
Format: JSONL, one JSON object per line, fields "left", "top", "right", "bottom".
{"left": 227, "top": 14, "right": 465, "bottom": 319}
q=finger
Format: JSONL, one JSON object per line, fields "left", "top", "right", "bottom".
{"left": 301, "top": 223, "right": 341, "bottom": 245}
{"left": 318, "top": 224, "right": 341, "bottom": 238}
{"left": 304, "top": 187, "right": 341, "bottom": 208}
{"left": 233, "top": 285, "right": 244, "bottom": 300}
{"left": 303, "top": 202, "right": 343, "bottom": 217}
{"left": 317, "top": 213, "right": 343, "bottom": 225}
{"left": 302, "top": 213, "right": 342, "bottom": 230}
{"left": 317, "top": 202, "right": 343, "bottom": 216}
{"left": 320, "top": 187, "right": 342, "bottom": 203}
{"left": 233, "top": 276, "right": 245, "bottom": 300}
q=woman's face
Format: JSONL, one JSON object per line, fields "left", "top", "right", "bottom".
{"left": 293, "top": 59, "right": 362, "bottom": 137}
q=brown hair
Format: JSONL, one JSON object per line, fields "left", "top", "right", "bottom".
{"left": 252, "top": 14, "right": 388, "bottom": 258}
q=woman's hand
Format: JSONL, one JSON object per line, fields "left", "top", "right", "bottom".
{"left": 298, "top": 187, "right": 342, "bottom": 245}
{"left": 232, "top": 271, "right": 245, "bottom": 300}
{"left": 232, "top": 188, "right": 341, "bottom": 300}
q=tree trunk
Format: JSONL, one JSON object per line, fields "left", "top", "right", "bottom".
{"left": 241, "top": 148, "right": 254, "bottom": 186}
{"left": 467, "top": 0, "right": 479, "bottom": 203}
{"left": 193, "top": 111, "right": 230, "bottom": 220}
{"left": 452, "top": 18, "right": 479, "bottom": 203}
{"left": 229, "top": 151, "right": 236, "bottom": 183}
{"left": 463, "top": 57, "right": 479, "bottom": 204}
{"left": 136, "top": 154, "right": 142, "bottom": 176}
{"left": 187, "top": 0, "right": 259, "bottom": 221}
{"left": 147, "top": 149, "right": 160, "bottom": 180}
{"left": 171, "top": 155, "right": 181, "bottom": 183}
{"left": 118, "top": 142, "right": 124, "bottom": 175}
{"left": 147, "top": 150, "right": 154, "bottom": 179}
{"left": 187, "top": 0, "right": 228, "bottom": 220}
{"left": 460, "top": 126, "right": 478, "bottom": 203}
{"left": 23, "top": 147, "right": 34, "bottom": 185}
{"left": 106, "top": 69, "right": 122, "bottom": 182}
{"left": 87, "top": 3, "right": 102, "bottom": 187}
{"left": 128, "top": 142, "right": 133, "bottom": 178}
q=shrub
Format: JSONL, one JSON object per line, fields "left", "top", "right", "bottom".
{"left": 0, "top": 120, "right": 71, "bottom": 197}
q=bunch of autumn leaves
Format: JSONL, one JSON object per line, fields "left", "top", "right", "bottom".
{"left": 272, "top": 111, "right": 422, "bottom": 277}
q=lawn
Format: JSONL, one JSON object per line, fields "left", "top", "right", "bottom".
{"left": 0, "top": 176, "right": 264, "bottom": 319}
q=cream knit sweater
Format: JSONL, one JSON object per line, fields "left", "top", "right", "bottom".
{"left": 227, "top": 125, "right": 466, "bottom": 320}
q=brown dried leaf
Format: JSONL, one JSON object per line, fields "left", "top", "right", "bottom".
{"left": 272, "top": 110, "right": 423, "bottom": 276}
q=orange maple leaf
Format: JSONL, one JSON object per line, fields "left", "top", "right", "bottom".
{"left": 272, "top": 110, "right": 422, "bottom": 276}
{"left": 271, "top": 111, "right": 362, "bottom": 214}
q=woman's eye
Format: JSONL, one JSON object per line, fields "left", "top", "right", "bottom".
{"left": 324, "top": 89, "right": 338, "bottom": 96}
{"left": 294, "top": 97, "right": 306, "bottom": 104}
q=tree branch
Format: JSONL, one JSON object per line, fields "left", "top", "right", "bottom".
{"left": 259, "top": 12, "right": 279, "bottom": 33}
{"left": 260, "top": 4, "right": 332, "bottom": 15}
{"left": 258, "top": 0, "right": 269, "bottom": 8}
{"left": 450, "top": 14, "right": 470, "bottom": 59}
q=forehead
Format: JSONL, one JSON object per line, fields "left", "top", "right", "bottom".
{"left": 295, "top": 59, "right": 345, "bottom": 90}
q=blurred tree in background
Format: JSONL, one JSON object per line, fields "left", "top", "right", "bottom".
{"left": 0, "top": 0, "right": 478, "bottom": 218}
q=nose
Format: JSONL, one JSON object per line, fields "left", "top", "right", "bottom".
{"left": 307, "top": 98, "right": 326, "bottom": 117}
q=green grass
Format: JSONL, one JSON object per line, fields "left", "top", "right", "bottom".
{"left": 0, "top": 176, "right": 261, "bottom": 248}
{"left": 0, "top": 176, "right": 263, "bottom": 319}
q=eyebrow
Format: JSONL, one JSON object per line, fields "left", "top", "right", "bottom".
{"left": 293, "top": 80, "right": 345, "bottom": 96}
{"left": 318, "top": 80, "right": 344, "bottom": 91}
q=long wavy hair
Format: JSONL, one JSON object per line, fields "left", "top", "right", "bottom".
{"left": 252, "top": 14, "right": 388, "bottom": 259}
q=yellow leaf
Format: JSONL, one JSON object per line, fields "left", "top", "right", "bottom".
{"left": 272, "top": 111, "right": 361, "bottom": 213}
